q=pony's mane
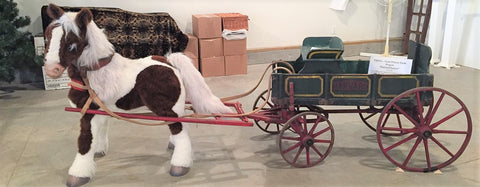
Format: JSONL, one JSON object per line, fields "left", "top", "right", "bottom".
{"left": 55, "top": 12, "right": 115, "bottom": 69}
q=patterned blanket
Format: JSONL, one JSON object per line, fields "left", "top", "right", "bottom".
{"left": 41, "top": 6, "right": 188, "bottom": 58}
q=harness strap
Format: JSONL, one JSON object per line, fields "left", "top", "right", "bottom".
{"left": 89, "top": 54, "right": 114, "bottom": 71}
{"left": 69, "top": 79, "right": 88, "bottom": 91}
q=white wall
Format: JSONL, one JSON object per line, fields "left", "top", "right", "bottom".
{"left": 427, "top": 0, "right": 480, "bottom": 70}
{"left": 455, "top": 0, "right": 480, "bottom": 69}
{"left": 14, "top": 0, "right": 408, "bottom": 50}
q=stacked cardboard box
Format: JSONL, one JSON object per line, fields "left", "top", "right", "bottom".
{"left": 191, "top": 13, "right": 248, "bottom": 77}
{"left": 223, "top": 37, "right": 247, "bottom": 75}
{"left": 217, "top": 13, "right": 248, "bottom": 76}
{"left": 192, "top": 14, "right": 224, "bottom": 77}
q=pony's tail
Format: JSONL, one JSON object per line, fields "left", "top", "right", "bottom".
{"left": 167, "top": 52, "right": 232, "bottom": 114}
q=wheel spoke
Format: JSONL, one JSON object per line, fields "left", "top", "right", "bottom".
{"left": 402, "top": 136, "right": 422, "bottom": 167}
{"left": 432, "top": 129, "right": 468, "bottom": 134}
{"left": 312, "top": 126, "right": 331, "bottom": 138}
{"left": 364, "top": 112, "right": 377, "bottom": 120}
{"left": 290, "top": 121, "right": 304, "bottom": 135}
{"left": 282, "top": 141, "right": 302, "bottom": 154}
{"left": 385, "top": 134, "right": 417, "bottom": 152}
{"left": 426, "top": 92, "right": 445, "bottom": 125}
{"left": 394, "top": 113, "right": 403, "bottom": 129}
{"left": 430, "top": 136, "right": 455, "bottom": 157}
{"left": 430, "top": 108, "right": 465, "bottom": 129}
{"left": 306, "top": 147, "right": 310, "bottom": 166}
{"left": 314, "top": 139, "right": 332, "bottom": 144}
{"left": 392, "top": 104, "right": 420, "bottom": 126}
{"left": 311, "top": 144, "right": 325, "bottom": 158}
{"left": 381, "top": 111, "right": 392, "bottom": 128}
{"left": 292, "top": 145, "right": 305, "bottom": 164}
{"left": 381, "top": 127, "right": 415, "bottom": 133}
{"left": 423, "top": 139, "right": 431, "bottom": 171}
{"left": 259, "top": 95, "right": 274, "bottom": 108}
{"left": 264, "top": 122, "right": 272, "bottom": 130}
{"left": 302, "top": 116, "right": 308, "bottom": 135}
{"left": 415, "top": 91, "right": 425, "bottom": 125}
{"left": 308, "top": 120, "right": 319, "bottom": 136}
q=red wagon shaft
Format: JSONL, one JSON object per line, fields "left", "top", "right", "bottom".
{"left": 65, "top": 101, "right": 253, "bottom": 127}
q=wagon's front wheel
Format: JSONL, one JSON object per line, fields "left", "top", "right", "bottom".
{"left": 377, "top": 87, "right": 472, "bottom": 172}
{"left": 279, "top": 112, "right": 334, "bottom": 168}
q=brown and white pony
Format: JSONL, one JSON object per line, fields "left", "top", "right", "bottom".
{"left": 43, "top": 4, "right": 231, "bottom": 187}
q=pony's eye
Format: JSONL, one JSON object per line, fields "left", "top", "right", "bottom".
{"left": 68, "top": 43, "right": 77, "bottom": 52}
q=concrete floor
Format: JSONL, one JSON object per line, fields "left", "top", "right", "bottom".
{"left": 1, "top": 52, "right": 479, "bottom": 186}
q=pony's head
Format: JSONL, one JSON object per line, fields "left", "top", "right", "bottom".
{"left": 44, "top": 4, "right": 114, "bottom": 78}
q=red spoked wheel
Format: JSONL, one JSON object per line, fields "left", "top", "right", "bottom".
{"left": 278, "top": 112, "right": 334, "bottom": 168}
{"left": 377, "top": 87, "right": 472, "bottom": 172}
{"left": 253, "top": 90, "right": 283, "bottom": 134}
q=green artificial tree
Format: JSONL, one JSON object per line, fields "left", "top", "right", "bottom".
{"left": 0, "top": 0, "right": 42, "bottom": 83}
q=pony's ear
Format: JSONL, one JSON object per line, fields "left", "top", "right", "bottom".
{"left": 47, "top": 3, "right": 64, "bottom": 20}
{"left": 75, "top": 8, "right": 93, "bottom": 34}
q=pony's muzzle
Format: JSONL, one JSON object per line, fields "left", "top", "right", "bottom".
{"left": 44, "top": 63, "right": 65, "bottom": 79}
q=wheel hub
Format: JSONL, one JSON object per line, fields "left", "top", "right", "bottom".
{"left": 303, "top": 137, "right": 314, "bottom": 147}
{"left": 422, "top": 130, "right": 433, "bottom": 138}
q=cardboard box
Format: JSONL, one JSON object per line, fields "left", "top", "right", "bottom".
{"left": 184, "top": 33, "right": 199, "bottom": 58}
{"left": 201, "top": 56, "right": 225, "bottom": 77}
{"left": 225, "top": 54, "right": 248, "bottom": 75}
{"left": 199, "top": 38, "right": 223, "bottom": 58}
{"left": 223, "top": 38, "right": 247, "bottom": 56}
{"left": 184, "top": 51, "right": 199, "bottom": 70}
{"left": 192, "top": 14, "right": 222, "bottom": 39}
{"left": 215, "top": 13, "right": 249, "bottom": 30}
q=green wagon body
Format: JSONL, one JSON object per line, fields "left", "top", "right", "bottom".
{"left": 272, "top": 72, "right": 434, "bottom": 106}
{"left": 271, "top": 37, "right": 434, "bottom": 107}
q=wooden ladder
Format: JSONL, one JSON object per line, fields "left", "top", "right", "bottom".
{"left": 402, "top": 0, "right": 432, "bottom": 54}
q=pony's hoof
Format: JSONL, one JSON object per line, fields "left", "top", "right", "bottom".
{"left": 66, "top": 175, "right": 90, "bottom": 187}
{"left": 169, "top": 166, "right": 190, "bottom": 177}
{"left": 94, "top": 151, "right": 106, "bottom": 158}
{"left": 167, "top": 142, "right": 175, "bottom": 150}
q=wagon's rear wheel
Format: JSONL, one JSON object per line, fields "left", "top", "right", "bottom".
{"left": 253, "top": 89, "right": 283, "bottom": 134}
{"left": 253, "top": 90, "right": 328, "bottom": 134}
{"left": 358, "top": 105, "right": 383, "bottom": 132}
{"left": 279, "top": 112, "right": 334, "bottom": 168}
{"left": 377, "top": 87, "right": 472, "bottom": 172}
{"left": 358, "top": 106, "right": 406, "bottom": 136}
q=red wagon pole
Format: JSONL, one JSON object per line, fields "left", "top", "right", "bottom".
{"left": 65, "top": 106, "right": 253, "bottom": 127}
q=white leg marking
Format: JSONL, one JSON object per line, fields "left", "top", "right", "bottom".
{"left": 170, "top": 129, "right": 193, "bottom": 167}
{"left": 68, "top": 115, "right": 104, "bottom": 178}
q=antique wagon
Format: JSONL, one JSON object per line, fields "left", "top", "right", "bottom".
{"left": 248, "top": 37, "right": 472, "bottom": 172}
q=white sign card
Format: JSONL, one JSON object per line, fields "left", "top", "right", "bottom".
{"left": 368, "top": 56, "right": 413, "bottom": 74}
